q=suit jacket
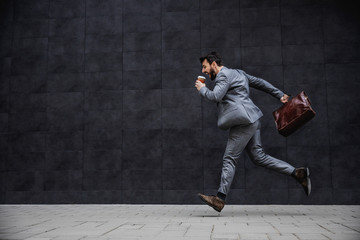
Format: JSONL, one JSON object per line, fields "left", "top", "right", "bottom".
{"left": 199, "top": 66, "right": 284, "bottom": 130}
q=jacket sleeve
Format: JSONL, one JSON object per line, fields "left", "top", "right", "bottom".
{"left": 244, "top": 72, "right": 285, "bottom": 99}
{"left": 199, "top": 73, "right": 230, "bottom": 103}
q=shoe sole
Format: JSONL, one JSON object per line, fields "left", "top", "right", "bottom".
{"left": 198, "top": 194, "right": 222, "bottom": 212}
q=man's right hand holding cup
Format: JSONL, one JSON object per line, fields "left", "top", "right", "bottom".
{"left": 195, "top": 76, "right": 206, "bottom": 91}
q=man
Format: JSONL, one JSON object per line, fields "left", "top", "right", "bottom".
{"left": 195, "top": 52, "right": 311, "bottom": 212}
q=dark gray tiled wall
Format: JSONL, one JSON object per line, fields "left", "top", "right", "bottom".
{"left": 0, "top": 0, "right": 359, "bottom": 204}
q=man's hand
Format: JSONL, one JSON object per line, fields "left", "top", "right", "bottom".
{"left": 280, "top": 94, "right": 290, "bottom": 103}
{"left": 195, "top": 80, "right": 205, "bottom": 91}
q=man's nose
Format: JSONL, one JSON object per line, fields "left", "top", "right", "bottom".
{"left": 202, "top": 68, "right": 205, "bottom": 73}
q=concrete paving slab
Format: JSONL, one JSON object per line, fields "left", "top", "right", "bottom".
{"left": 0, "top": 205, "right": 359, "bottom": 240}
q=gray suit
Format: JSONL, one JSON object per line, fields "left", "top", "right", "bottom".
{"left": 199, "top": 67, "right": 295, "bottom": 196}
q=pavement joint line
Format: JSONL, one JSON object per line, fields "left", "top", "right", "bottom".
{"left": 100, "top": 222, "right": 127, "bottom": 236}
{"left": 316, "top": 223, "right": 336, "bottom": 234}
{"left": 321, "top": 233, "right": 332, "bottom": 240}
{"left": 339, "top": 222, "right": 360, "bottom": 233}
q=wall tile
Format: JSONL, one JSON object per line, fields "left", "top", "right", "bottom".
{"left": 201, "top": 29, "right": 241, "bottom": 49}
{"left": 48, "top": 110, "right": 83, "bottom": 131}
{"left": 5, "top": 191, "right": 45, "bottom": 204}
{"left": 123, "top": 70, "right": 161, "bottom": 90}
{"left": 10, "top": 75, "right": 46, "bottom": 93}
{"left": 244, "top": 188, "right": 288, "bottom": 204}
{"left": 48, "top": 73, "right": 85, "bottom": 93}
{"left": 9, "top": 132, "right": 46, "bottom": 153}
{"left": 85, "top": 128, "right": 122, "bottom": 150}
{"left": 45, "top": 191, "right": 83, "bottom": 204}
{"left": 163, "top": 169, "right": 202, "bottom": 190}
{"left": 162, "top": 107, "right": 201, "bottom": 129}
{"left": 87, "top": 16, "right": 122, "bottom": 35}
{"left": 123, "top": 32, "right": 161, "bottom": 52}
{"left": 282, "top": 24, "right": 323, "bottom": 45}
{"left": 201, "top": 0, "right": 239, "bottom": 10}
{"left": 85, "top": 110, "right": 122, "bottom": 130}
{"left": 122, "top": 169, "right": 162, "bottom": 190}
{"left": 162, "top": 68, "right": 200, "bottom": 89}
{"left": 49, "top": 36, "right": 84, "bottom": 55}
{"left": 204, "top": 148, "right": 225, "bottom": 169}
{"left": 14, "top": 0, "right": 49, "bottom": 19}
{"left": 162, "top": 12, "right": 200, "bottom": 32}
{"left": 201, "top": 10, "right": 240, "bottom": 29}
{"left": 85, "top": 34, "right": 122, "bottom": 53}
{"left": 124, "top": 0, "right": 161, "bottom": 15}
{"left": 162, "top": 129, "right": 202, "bottom": 149}
{"left": 9, "top": 93, "right": 46, "bottom": 112}
{"left": 49, "top": 18, "right": 85, "bottom": 37}
{"left": 84, "top": 150, "right": 121, "bottom": 171}
{"left": 122, "top": 152, "right": 161, "bottom": 170}
{"left": 50, "top": 0, "right": 85, "bottom": 18}
{"left": 48, "top": 54, "right": 84, "bottom": 73}
{"left": 282, "top": 44, "right": 324, "bottom": 65}
{"left": 162, "top": 88, "right": 200, "bottom": 108}
{"left": 82, "top": 190, "right": 122, "bottom": 204}
{"left": 0, "top": 38, "right": 12, "bottom": 58}
{"left": 123, "top": 15, "right": 160, "bottom": 33}
{"left": 0, "top": 134, "right": 9, "bottom": 152}
{"left": 86, "top": 0, "right": 122, "bottom": 17}
{"left": 164, "top": 0, "right": 199, "bottom": 12}
{"left": 85, "top": 71, "right": 122, "bottom": 91}
{"left": 84, "top": 91, "right": 122, "bottom": 111}
{"left": 12, "top": 38, "right": 48, "bottom": 57}
{"left": 241, "top": 0, "right": 279, "bottom": 8}
{"left": 242, "top": 46, "right": 282, "bottom": 66}
{"left": 204, "top": 169, "right": 221, "bottom": 189}
{"left": 281, "top": 5, "right": 322, "bottom": 26}
{"left": 11, "top": 55, "right": 47, "bottom": 75}
{"left": 325, "top": 43, "right": 360, "bottom": 63}
{"left": 0, "top": 113, "right": 8, "bottom": 132}
{"left": 46, "top": 151, "right": 83, "bottom": 170}
{"left": 241, "top": 7, "right": 280, "bottom": 27}
{"left": 5, "top": 171, "right": 43, "bottom": 191}
{"left": 162, "top": 190, "right": 202, "bottom": 204}
{"left": 123, "top": 110, "right": 161, "bottom": 129}
{"left": 83, "top": 171, "right": 122, "bottom": 190}
{"left": 47, "top": 131, "right": 83, "bottom": 151}
{"left": 163, "top": 49, "right": 200, "bottom": 69}
{"left": 85, "top": 52, "right": 122, "bottom": 72}
{"left": 6, "top": 152, "right": 45, "bottom": 171}
{"left": 47, "top": 92, "right": 83, "bottom": 112}
{"left": 9, "top": 112, "right": 47, "bottom": 132}
{"left": 123, "top": 129, "right": 162, "bottom": 160}
{"left": 123, "top": 90, "right": 161, "bottom": 111}
{"left": 122, "top": 190, "right": 161, "bottom": 204}
{"left": 241, "top": 26, "right": 281, "bottom": 47}
{"left": 284, "top": 64, "right": 325, "bottom": 85}
{"left": 123, "top": 51, "right": 161, "bottom": 71}
{"left": 44, "top": 170, "right": 82, "bottom": 191}
{"left": 163, "top": 31, "right": 200, "bottom": 50}
{"left": 163, "top": 147, "right": 202, "bottom": 169}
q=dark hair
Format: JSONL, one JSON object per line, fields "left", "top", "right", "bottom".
{"left": 199, "top": 52, "right": 223, "bottom": 66}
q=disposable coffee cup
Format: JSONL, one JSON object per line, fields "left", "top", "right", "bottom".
{"left": 198, "top": 76, "right": 206, "bottom": 83}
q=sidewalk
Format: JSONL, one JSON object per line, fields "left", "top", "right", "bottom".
{"left": 0, "top": 205, "right": 359, "bottom": 240}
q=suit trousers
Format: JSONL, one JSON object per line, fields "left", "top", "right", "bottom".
{"left": 218, "top": 119, "right": 295, "bottom": 195}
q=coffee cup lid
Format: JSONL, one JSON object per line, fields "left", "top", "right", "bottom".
{"left": 198, "top": 76, "right": 206, "bottom": 79}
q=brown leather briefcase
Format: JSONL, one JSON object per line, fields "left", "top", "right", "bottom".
{"left": 272, "top": 91, "right": 316, "bottom": 137}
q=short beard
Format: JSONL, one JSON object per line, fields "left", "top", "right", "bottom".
{"left": 209, "top": 67, "right": 216, "bottom": 80}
